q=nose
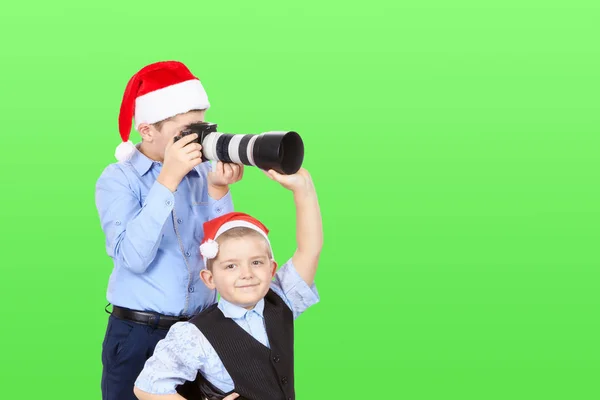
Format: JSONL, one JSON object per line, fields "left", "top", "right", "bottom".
{"left": 239, "top": 263, "right": 254, "bottom": 279}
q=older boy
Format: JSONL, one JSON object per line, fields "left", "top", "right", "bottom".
{"left": 133, "top": 167, "right": 323, "bottom": 400}
{"left": 95, "top": 61, "right": 244, "bottom": 400}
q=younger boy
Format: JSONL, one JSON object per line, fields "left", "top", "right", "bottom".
{"left": 133, "top": 167, "right": 323, "bottom": 400}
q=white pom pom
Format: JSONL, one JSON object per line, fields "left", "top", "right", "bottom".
{"left": 115, "top": 141, "right": 136, "bottom": 162}
{"left": 200, "top": 239, "right": 219, "bottom": 259}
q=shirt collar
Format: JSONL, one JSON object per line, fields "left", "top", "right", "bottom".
{"left": 218, "top": 296, "right": 265, "bottom": 320}
{"left": 129, "top": 145, "right": 154, "bottom": 176}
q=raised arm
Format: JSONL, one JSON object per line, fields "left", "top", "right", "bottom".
{"left": 205, "top": 160, "right": 244, "bottom": 218}
{"left": 265, "top": 168, "right": 323, "bottom": 286}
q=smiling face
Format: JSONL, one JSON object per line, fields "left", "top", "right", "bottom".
{"left": 200, "top": 228, "right": 277, "bottom": 310}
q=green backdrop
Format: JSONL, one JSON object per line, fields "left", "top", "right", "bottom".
{"left": 0, "top": 1, "right": 598, "bottom": 399}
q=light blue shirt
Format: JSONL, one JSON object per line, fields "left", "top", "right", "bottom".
{"left": 134, "top": 260, "right": 320, "bottom": 395}
{"left": 95, "top": 147, "right": 234, "bottom": 316}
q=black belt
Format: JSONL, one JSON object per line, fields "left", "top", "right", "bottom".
{"left": 109, "top": 305, "right": 190, "bottom": 329}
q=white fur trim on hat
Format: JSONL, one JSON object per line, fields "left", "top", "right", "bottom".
{"left": 134, "top": 79, "right": 210, "bottom": 129}
{"left": 214, "top": 220, "right": 271, "bottom": 245}
{"left": 115, "top": 140, "right": 136, "bottom": 162}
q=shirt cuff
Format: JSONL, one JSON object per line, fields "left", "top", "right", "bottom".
{"left": 280, "top": 260, "right": 320, "bottom": 299}
{"left": 273, "top": 259, "right": 320, "bottom": 319}
{"left": 208, "top": 189, "right": 234, "bottom": 217}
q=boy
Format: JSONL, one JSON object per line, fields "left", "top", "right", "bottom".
{"left": 95, "top": 61, "right": 244, "bottom": 400}
{"left": 133, "top": 167, "right": 323, "bottom": 400}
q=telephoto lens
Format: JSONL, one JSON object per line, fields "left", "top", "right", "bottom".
{"left": 174, "top": 122, "right": 304, "bottom": 175}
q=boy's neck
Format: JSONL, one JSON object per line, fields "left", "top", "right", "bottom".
{"left": 220, "top": 296, "right": 259, "bottom": 311}
{"left": 139, "top": 142, "right": 164, "bottom": 162}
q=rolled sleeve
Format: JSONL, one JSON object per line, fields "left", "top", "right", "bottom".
{"left": 135, "top": 322, "right": 207, "bottom": 395}
{"left": 208, "top": 189, "right": 234, "bottom": 218}
{"left": 270, "top": 259, "right": 320, "bottom": 319}
{"left": 198, "top": 161, "right": 235, "bottom": 218}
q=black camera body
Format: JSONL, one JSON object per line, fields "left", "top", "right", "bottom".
{"left": 174, "top": 122, "right": 218, "bottom": 163}
{"left": 173, "top": 121, "right": 304, "bottom": 175}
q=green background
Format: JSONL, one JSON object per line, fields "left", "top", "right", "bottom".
{"left": 0, "top": 0, "right": 598, "bottom": 399}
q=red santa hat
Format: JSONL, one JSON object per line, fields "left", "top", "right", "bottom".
{"left": 199, "top": 212, "right": 273, "bottom": 267}
{"left": 115, "top": 61, "right": 211, "bottom": 162}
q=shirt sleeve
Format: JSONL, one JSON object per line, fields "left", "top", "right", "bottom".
{"left": 270, "top": 259, "right": 320, "bottom": 320}
{"left": 95, "top": 164, "right": 174, "bottom": 274}
{"left": 134, "top": 322, "right": 208, "bottom": 395}
{"left": 208, "top": 190, "right": 234, "bottom": 218}
{"left": 193, "top": 161, "right": 235, "bottom": 219}
{"left": 207, "top": 161, "right": 235, "bottom": 218}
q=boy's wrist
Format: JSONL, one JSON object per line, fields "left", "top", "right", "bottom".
{"left": 292, "top": 186, "right": 316, "bottom": 202}
{"left": 157, "top": 171, "right": 181, "bottom": 193}
{"left": 208, "top": 183, "right": 230, "bottom": 200}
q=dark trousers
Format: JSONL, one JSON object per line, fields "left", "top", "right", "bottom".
{"left": 101, "top": 314, "right": 169, "bottom": 400}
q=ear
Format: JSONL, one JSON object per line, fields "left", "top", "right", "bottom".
{"left": 200, "top": 269, "right": 216, "bottom": 290}
{"left": 137, "top": 123, "right": 155, "bottom": 142}
{"left": 270, "top": 259, "right": 278, "bottom": 278}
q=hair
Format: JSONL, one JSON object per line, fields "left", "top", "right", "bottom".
{"left": 151, "top": 117, "right": 173, "bottom": 131}
{"left": 150, "top": 108, "right": 207, "bottom": 132}
{"left": 206, "top": 227, "right": 272, "bottom": 271}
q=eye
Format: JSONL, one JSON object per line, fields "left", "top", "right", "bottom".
{"left": 252, "top": 260, "right": 264, "bottom": 266}
{"left": 225, "top": 264, "right": 236, "bottom": 270}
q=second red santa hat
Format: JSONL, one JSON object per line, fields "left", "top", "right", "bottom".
{"left": 199, "top": 212, "right": 274, "bottom": 267}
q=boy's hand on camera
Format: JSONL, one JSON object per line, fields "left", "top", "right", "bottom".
{"left": 208, "top": 161, "right": 244, "bottom": 188}
{"left": 157, "top": 134, "right": 203, "bottom": 192}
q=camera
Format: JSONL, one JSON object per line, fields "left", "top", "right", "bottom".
{"left": 173, "top": 122, "right": 304, "bottom": 175}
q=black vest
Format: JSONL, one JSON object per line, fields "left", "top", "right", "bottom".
{"left": 176, "top": 289, "right": 295, "bottom": 400}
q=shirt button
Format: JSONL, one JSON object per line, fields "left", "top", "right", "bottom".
{"left": 177, "top": 218, "right": 182, "bottom": 224}
{"left": 166, "top": 200, "right": 173, "bottom": 206}
{"left": 115, "top": 220, "right": 121, "bottom": 226}
{"left": 215, "top": 207, "right": 222, "bottom": 213}
{"left": 188, "top": 286, "right": 194, "bottom": 293}
{"left": 281, "top": 376, "right": 288, "bottom": 384}
{"left": 185, "top": 251, "right": 191, "bottom": 257}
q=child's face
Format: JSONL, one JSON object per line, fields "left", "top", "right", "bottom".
{"left": 139, "top": 110, "right": 206, "bottom": 155}
{"left": 200, "top": 236, "right": 277, "bottom": 310}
